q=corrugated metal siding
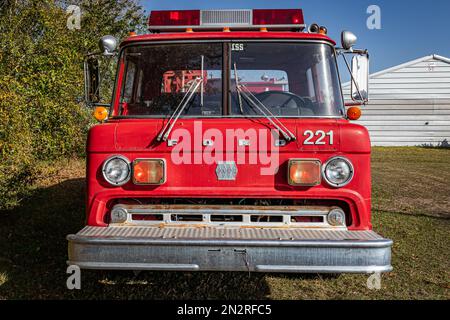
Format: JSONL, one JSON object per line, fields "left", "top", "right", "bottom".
{"left": 343, "top": 56, "right": 450, "bottom": 146}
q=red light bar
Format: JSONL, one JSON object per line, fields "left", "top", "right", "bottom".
{"left": 148, "top": 9, "right": 306, "bottom": 32}
{"left": 148, "top": 10, "right": 200, "bottom": 27}
{"left": 253, "top": 9, "right": 304, "bottom": 26}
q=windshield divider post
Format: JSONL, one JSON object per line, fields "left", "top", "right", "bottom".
{"left": 200, "top": 55, "right": 204, "bottom": 107}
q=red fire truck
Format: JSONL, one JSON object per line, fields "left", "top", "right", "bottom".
{"left": 68, "top": 9, "right": 393, "bottom": 273}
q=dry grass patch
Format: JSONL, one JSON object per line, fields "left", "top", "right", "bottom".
{"left": 0, "top": 148, "right": 449, "bottom": 300}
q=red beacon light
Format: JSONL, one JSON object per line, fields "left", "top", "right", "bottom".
{"left": 148, "top": 9, "right": 305, "bottom": 32}
{"left": 148, "top": 10, "right": 200, "bottom": 27}
{"left": 252, "top": 9, "right": 304, "bottom": 26}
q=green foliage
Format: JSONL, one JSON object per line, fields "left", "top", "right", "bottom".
{"left": 0, "top": 0, "right": 145, "bottom": 209}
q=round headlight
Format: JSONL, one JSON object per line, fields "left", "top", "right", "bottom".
{"left": 323, "top": 157, "right": 354, "bottom": 187}
{"left": 102, "top": 156, "right": 131, "bottom": 186}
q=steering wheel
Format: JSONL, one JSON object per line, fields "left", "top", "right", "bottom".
{"left": 255, "top": 91, "right": 307, "bottom": 110}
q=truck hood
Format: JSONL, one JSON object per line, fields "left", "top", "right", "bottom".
{"left": 110, "top": 118, "right": 342, "bottom": 153}
{"left": 87, "top": 118, "right": 370, "bottom": 155}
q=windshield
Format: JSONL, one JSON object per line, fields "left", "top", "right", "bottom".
{"left": 119, "top": 43, "right": 223, "bottom": 117}
{"left": 117, "top": 42, "right": 344, "bottom": 117}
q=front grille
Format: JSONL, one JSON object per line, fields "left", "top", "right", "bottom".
{"left": 107, "top": 198, "right": 353, "bottom": 227}
{"left": 110, "top": 204, "right": 347, "bottom": 229}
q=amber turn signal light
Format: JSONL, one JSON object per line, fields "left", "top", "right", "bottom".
{"left": 93, "top": 106, "right": 108, "bottom": 122}
{"left": 133, "top": 159, "right": 166, "bottom": 185}
{"left": 347, "top": 107, "right": 362, "bottom": 120}
{"left": 319, "top": 26, "right": 328, "bottom": 35}
{"left": 288, "top": 160, "right": 321, "bottom": 186}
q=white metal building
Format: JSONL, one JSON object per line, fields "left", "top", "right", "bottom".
{"left": 343, "top": 54, "right": 450, "bottom": 147}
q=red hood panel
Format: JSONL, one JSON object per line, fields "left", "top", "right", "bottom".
{"left": 112, "top": 118, "right": 341, "bottom": 154}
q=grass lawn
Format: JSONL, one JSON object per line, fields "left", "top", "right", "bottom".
{"left": 0, "top": 148, "right": 448, "bottom": 299}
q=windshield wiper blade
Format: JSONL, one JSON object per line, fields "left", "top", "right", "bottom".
{"left": 234, "top": 71, "right": 296, "bottom": 142}
{"left": 157, "top": 77, "right": 204, "bottom": 142}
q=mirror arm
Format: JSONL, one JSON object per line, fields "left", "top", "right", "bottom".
{"left": 336, "top": 47, "right": 353, "bottom": 54}
{"left": 85, "top": 51, "right": 118, "bottom": 58}
{"left": 341, "top": 54, "right": 365, "bottom": 104}
{"left": 337, "top": 48, "right": 368, "bottom": 55}
{"left": 84, "top": 56, "right": 102, "bottom": 107}
{"left": 86, "top": 51, "right": 101, "bottom": 58}
{"left": 91, "top": 103, "right": 111, "bottom": 107}
{"left": 83, "top": 59, "right": 91, "bottom": 107}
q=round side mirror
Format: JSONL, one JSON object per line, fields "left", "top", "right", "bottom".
{"left": 99, "top": 35, "right": 118, "bottom": 56}
{"left": 341, "top": 31, "right": 357, "bottom": 50}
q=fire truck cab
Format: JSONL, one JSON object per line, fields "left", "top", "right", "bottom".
{"left": 68, "top": 9, "right": 393, "bottom": 274}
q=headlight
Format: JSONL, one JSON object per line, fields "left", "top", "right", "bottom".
{"left": 323, "top": 157, "right": 354, "bottom": 187}
{"left": 102, "top": 156, "right": 131, "bottom": 186}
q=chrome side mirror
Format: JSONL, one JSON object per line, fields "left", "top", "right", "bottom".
{"left": 341, "top": 31, "right": 357, "bottom": 50}
{"left": 99, "top": 35, "right": 118, "bottom": 56}
{"left": 351, "top": 54, "right": 369, "bottom": 102}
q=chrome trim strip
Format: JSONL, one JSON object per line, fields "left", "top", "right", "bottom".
{"left": 67, "top": 234, "right": 393, "bottom": 249}
{"left": 67, "top": 262, "right": 200, "bottom": 271}
{"left": 149, "top": 24, "right": 307, "bottom": 31}
{"left": 255, "top": 265, "right": 393, "bottom": 274}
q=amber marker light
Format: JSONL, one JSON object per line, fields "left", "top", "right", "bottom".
{"left": 93, "top": 106, "right": 108, "bottom": 122}
{"left": 319, "top": 26, "right": 328, "bottom": 35}
{"left": 133, "top": 159, "right": 166, "bottom": 185}
{"left": 347, "top": 106, "right": 362, "bottom": 120}
{"left": 288, "top": 160, "right": 322, "bottom": 186}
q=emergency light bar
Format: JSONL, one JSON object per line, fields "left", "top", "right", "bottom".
{"left": 148, "top": 9, "right": 305, "bottom": 32}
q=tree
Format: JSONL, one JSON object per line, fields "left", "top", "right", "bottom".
{"left": 0, "top": 0, "right": 146, "bottom": 209}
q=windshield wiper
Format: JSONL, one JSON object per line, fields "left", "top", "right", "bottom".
{"left": 157, "top": 76, "right": 204, "bottom": 142}
{"left": 233, "top": 63, "right": 245, "bottom": 115}
{"left": 234, "top": 66, "right": 296, "bottom": 142}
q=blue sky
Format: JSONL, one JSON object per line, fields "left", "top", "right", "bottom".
{"left": 140, "top": 0, "right": 450, "bottom": 74}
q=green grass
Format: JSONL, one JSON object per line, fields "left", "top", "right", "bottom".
{"left": 0, "top": 148, "right": 449, "bottom": 300}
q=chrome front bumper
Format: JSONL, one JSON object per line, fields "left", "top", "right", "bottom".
{"left": 67, "top": 226, "right": 393, "bottom": 274}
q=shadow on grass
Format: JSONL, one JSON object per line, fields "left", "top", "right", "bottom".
{"left": 0, "top": 178, "right": 281, "bottom": 299}
{"left": 373, "top": 208, "right": 450, "bottom": 220}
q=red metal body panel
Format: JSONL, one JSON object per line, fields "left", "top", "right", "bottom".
{"left": 86, "top": 118, "right": 372, "bottom": 231}
{"left": 86, "top": 32, "right": 372, "bottom": 232}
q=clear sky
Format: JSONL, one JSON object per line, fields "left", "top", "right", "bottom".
{"left": 140, "top": 0, "right": 450, "bottom": 74}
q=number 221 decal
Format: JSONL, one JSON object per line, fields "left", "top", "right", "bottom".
{"left": 303, "top": 130, "right": 334, "bottom": 145}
